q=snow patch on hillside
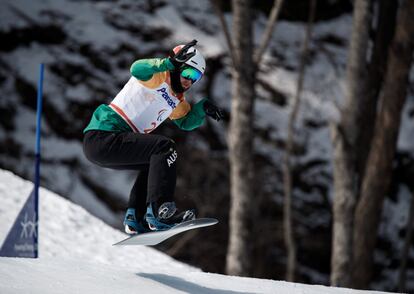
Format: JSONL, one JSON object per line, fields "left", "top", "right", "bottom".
{"left": 0, "top": 169, "right": 393, "bottom": 294}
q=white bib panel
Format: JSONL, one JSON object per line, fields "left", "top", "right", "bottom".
{"left": 110, "top": 77, "right": 180, "bottom": 133}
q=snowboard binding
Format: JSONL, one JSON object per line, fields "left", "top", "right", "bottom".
{"left": 123, "top": 208, "right": 150, "bottom": 235}
{"left": 145, "top": 202, "right": 196, "bottom": 231}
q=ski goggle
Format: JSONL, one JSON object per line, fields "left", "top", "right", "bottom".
{"left": 180, "top": 66, "right": 203, "bottom": 84}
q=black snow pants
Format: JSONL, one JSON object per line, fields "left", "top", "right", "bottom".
{"left": 83, "top": 130, "right": 177, "bottom": 218}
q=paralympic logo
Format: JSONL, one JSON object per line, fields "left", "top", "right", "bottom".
{"left": 157, "top": 109, "right": 168, "bottom": 122}
{"left": 20, "top": 213, "right": 38, "bottom": 239}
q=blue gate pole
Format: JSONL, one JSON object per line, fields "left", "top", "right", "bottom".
{"left": 34, "top": 63, "right": 44, "bottom": 258}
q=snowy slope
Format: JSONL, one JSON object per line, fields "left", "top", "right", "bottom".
{"left": 0, "top": 169, "right": 393, "bottom": 294}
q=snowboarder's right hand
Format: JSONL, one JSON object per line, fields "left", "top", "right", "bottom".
{"left": 169, "top": 39, "right": 197, "bottom": 69}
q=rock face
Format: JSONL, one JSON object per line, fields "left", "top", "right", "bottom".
{"left": 0, "top": 0, "right": 412, "bottom": 291}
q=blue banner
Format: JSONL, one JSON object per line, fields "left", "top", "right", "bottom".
{"left": 0, "top": 64, "right": 44, "bottom": 258}
{"left": 0, "top": 189, "right": 38, "bottom": 257}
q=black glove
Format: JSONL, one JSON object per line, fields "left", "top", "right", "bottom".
{"left": 203, "top": 100, "right": 224, "bottom": 121}
{"left": 169, "top": 39, "right": 198, "bottom": 69}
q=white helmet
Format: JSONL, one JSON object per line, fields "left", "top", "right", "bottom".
{"left": 172, "top": 45, "right": 206, "bottom": 74}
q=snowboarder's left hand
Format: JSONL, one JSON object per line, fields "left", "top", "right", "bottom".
{"left": 203, "top": 100, "right": 224, "bottom": 121}
{"left": 169, "top": 39, "right": 198, "bottom": 69}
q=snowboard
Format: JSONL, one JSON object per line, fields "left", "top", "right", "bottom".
{"left": 113, "top": 218, "right": 218, "bottom": 246}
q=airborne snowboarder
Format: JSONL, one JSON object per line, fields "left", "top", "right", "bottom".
{"left": 83, "top": 40, "right": 223, "bottom": 234}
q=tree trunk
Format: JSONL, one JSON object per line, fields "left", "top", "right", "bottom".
{"left": 283, "top": 0, "right": 316, "bottom": 282}
{"left": 356, "top": 0, "right": 398, "bottom": 178}
{"left": 352, "top": 0, "right": 414, "bottom": 288}
{"left": 226, "top": 0, "right": 256, "bottom": 276}
{"left": 330, "top": 126, "right": 357, "bottom": 287}
{"left": 330, "top": 0, "right": 372, "bottom": 287}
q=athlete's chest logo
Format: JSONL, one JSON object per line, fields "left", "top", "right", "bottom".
{"left": 156, "top": 87, "right": 177, "bottom": 109}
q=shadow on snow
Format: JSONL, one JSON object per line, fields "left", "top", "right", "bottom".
{"left": 137, "top": 272, "right": 256, "bottom": 294}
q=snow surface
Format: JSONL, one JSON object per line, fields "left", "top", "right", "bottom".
{"left": 0, "top": 168, "right": 393, "bottom": 294}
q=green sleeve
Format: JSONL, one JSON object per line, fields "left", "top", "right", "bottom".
{"left": 172, "top": 99, "right": 207, "bottom": 131}
{"left": 130, "top": 58, "right": 175, "bottom": 81}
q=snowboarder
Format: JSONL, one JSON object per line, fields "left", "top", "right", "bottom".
{"left": 83, "top": 40, "right": 223, "bottom": 235}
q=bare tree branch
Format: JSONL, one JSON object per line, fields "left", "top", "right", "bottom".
{"left": 254, "top": 0, "right": 284, "bottom": 66}
{"left": 211, "top": 0, "right": 239, "bottom": 69}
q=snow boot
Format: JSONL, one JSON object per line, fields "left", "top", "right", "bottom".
{"left": 145, "top": 202, "right": 196, "bottom": 231}
{"left": 123, "top": 208, "right": 150, "bottom": 235}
